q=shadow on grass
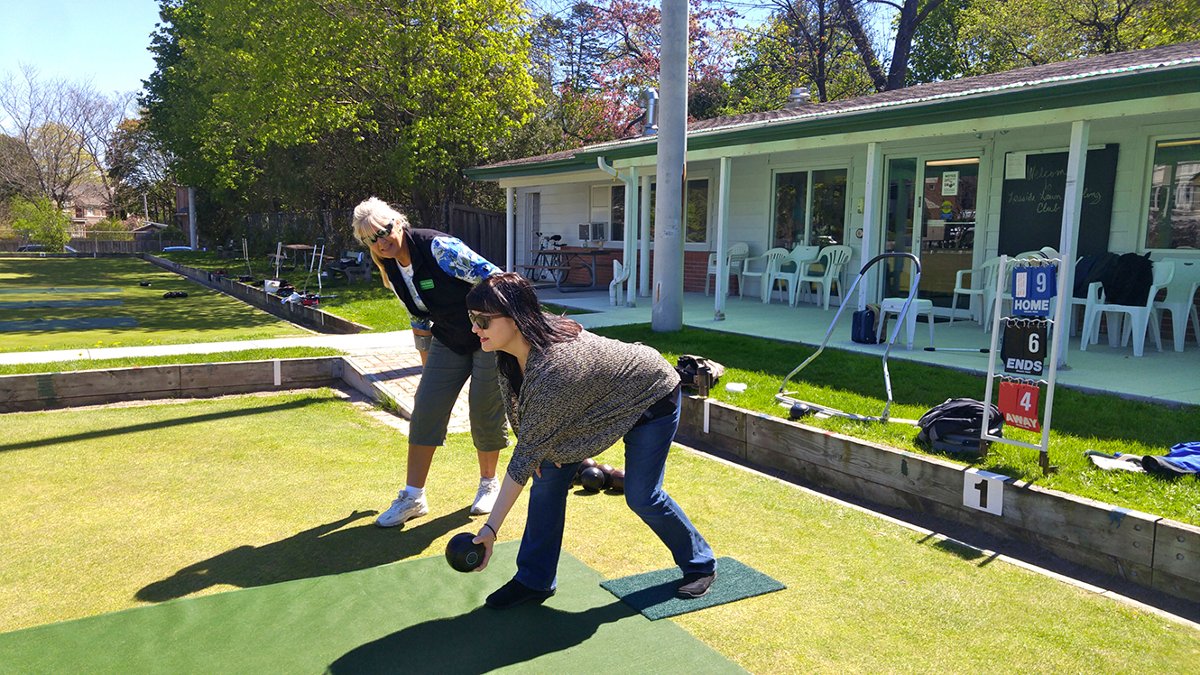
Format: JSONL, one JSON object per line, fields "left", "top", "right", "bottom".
{"left": 137, "top": 508, "right": 473, "bottom": 602}
{"left": 0, "top": 398, "right": 327, "bottom": 454}
{"left": 328, "top": 602, "right": 633, "bottom": 674}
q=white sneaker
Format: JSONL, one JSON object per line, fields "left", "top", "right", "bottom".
{"left": 471, "top": 478, "right": 500, "bottom": 515}
{"left": 375, "top": 491, "right": 429, "bottom": 528}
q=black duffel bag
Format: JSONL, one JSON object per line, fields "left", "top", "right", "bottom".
{"left": 916, "top": 398, "right": 1003, "bottom": 455}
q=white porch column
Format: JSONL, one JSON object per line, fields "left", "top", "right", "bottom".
{"left": 504, "top": 186, "right": 515, "bottom": 272}
{"left": 651, "top": 0, "right": 687, "bottom": 331}
{"left": 1055, "top": 120, "right": 1090, "bottom": 368}
{"left": 639, "top": 173, "right": 652, "bottom": 297}
{"left": 625, "top": 166, "right": 639, "bottom": 305}
{"left": 858, "top": 142, "right": 882, "bottom": 310}
{"left": 714, "top": 155, "right": 731, "bottom": 320}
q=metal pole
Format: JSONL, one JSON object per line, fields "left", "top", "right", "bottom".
{"left": 639, "top": 173, "right": 652, "bottom": 297}
{"left": 859, "top": 142, "right": 882, "bottom": 310}
{"left": 625, "top": 166, "right": 639, "bottom": 305}
{"left": 652, "top": 0, "right": 687, "bottom": 332}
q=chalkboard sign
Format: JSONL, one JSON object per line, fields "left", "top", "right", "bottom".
{"left": 998, "top": 144, "right": 1118, "bottom": 258}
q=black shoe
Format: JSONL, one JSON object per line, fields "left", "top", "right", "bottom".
{"left": 676, "top": 571, "right": 717, "bottom": 599}
{"left": 485, "top": 578, "right": 555, "bottom": 610}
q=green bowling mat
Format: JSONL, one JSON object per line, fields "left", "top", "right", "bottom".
{"left": 0, "top": 542, "right": 742, "bottom": 674}
{"left": 601, "top": 557, "right": 786, "bottom": 621}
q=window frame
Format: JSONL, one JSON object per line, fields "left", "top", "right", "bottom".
{"left": 1140, "top": 133, "right": 1200, "bottom": 253}
{"left": 769, "top": 163, "right": 851, "bottom": 250}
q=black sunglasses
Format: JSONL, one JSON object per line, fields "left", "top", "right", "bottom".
{"left": 468, "top": 311, "right": 502, "bottom": 329}
{"left": 363, "top": 222, "right": 394, "bottom": 245}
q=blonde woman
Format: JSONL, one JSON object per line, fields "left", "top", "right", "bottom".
{"left": 351, "top": 197, "right": 507, "bottom": 526}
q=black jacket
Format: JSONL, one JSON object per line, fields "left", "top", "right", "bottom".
{"left": 383, "top": 228, "right": 481, "bottom": 355}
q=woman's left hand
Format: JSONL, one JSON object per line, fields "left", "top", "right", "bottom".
{"left": 533, "top": 461, "right": 562, "bottom": 479}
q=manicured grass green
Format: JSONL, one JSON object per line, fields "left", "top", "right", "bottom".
{"left": 0, "top": 257, "right": 308, "bottom": 353}
{"left": 0, "top": 392, "right": 1195, "bottom": 671}
{"left": 593, "top": 325, "right": 1200, "bottom": 526}
{"left": 161, "top": 250, "right": 411, "bottom": 332}
{"left": 0, "top": 347, "right": 343, "bottom": 376}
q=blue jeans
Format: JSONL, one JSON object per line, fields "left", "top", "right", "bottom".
{"left": 513, "top": 389, "right": 716, "bottom": 591}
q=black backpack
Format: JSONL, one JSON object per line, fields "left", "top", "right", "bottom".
{"left": 1072, "top": 252, "right": 1119, "bottom": 299}
{"left": 1101, "top": 252, "right": 1153, "bottom": 306}
{"left": 916, "top": 398, "right": 1003, "bottom": 455}
{"left": 675, "top": 355, "right": 725, "bottom": 390}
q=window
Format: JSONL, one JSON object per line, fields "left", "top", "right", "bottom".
{"left": 648, "top": 179, "right": 711, "bottom": 243}
{"left": 774, "top": 168, "right": 847, "bottom": 248}
{"left": 590, "top": 185, "right": 626, "bottom": 242}
{"left": 1145, "top": 137, "right": 1200, "bottom": 249}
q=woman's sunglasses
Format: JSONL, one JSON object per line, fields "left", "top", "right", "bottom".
{"left": 468, "top": 311, "right": 502, "bottom": 329}
{"left": 363, "top": 222, "right": 394, "bottom": 245}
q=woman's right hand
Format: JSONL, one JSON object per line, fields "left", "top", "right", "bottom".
{"left": 472, "top": 527, "right": 496, "bottom": 571}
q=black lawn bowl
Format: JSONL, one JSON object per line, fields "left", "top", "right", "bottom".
{"left": 162, "top": 291, "right": 189, "bottom": 299}
{"left": 789, "top": 402, "right": 819, "bottom": 420}
{"left": 579, "top": 466, "right": 606, "bottom": 493}
{"left": 139, "top": 281, "right": 152, "bottom": 287}
{"left": 445, "top": 532, "right": 486, "bottom": 573}
{"left": 597, "top": 464, "right": 615, "bottom": 489}
{"left": 574, "top": 457, "right": 599, "bottom": 485}
{"left": 607, "top": 468, "right": 625, "bottom": 493}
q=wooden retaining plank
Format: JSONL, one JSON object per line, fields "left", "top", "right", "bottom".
{"left": 682, "top": 396, "right": 1172, "bottom": 596}
{"left": 1152, "top": 519, "right": 1200, "bottom": 601}
{"left": 0, "top": 358, "right": 344, "bottom": 412}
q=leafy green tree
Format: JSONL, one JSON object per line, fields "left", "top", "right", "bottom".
{"left": 909, "top": 0, "right": 1200, "bottom": 83}
{"left": 143, "top": 0, "right": 538, "bottom": 225}
{"left": 9, "top": 195, "right": 71, "bottom": 250}
{"left": 86, "top": 217, "right": 134, "bottom": 241}
{"left": 107, "top": 118, "right": 175, "bottom": 223}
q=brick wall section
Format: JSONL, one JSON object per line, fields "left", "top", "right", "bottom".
{"left": 564, "top": 248, "right": 731, "bottom": 294}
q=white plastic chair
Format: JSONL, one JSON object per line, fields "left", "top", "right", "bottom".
{"left": 705, "top": 242, "right": 749, "bottom": 296}
{"left": 776, "top": 245, "right": 820, "bottom": 306}
{"left": 739, "top": 247, "right": 790, "bottom": 303}
{"left": 949, "top": 256, "right": 1001, "bottom": 328}
{"left": 793, "top": 245, "right": 851, "bottom": 309}
{"left": 1153, "top": 258, "right": 1200, "bottom": 352}
{"left": 608, "top": 259, "right": 630, "bottom": 306}
{"left": 1080, "top": 260, "right": 1174, "bottom": 357}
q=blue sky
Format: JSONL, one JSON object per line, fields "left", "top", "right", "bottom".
{"left": 0, "top": 0, "right": 162, "bottom": 95}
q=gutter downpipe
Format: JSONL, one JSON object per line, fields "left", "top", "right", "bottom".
{"left": 597, "top": 157, "right": 638, "bottom": 304}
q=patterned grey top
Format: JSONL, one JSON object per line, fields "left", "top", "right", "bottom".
{"left": 501, "top": 330, "right": 680, "bottom": 486}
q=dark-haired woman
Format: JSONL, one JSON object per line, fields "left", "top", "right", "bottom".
{"left": 465, "top": 272, "right": 716, "bottom": 609}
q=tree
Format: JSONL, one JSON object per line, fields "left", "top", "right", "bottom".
{"left": 525, "top": 0, "right": 737, "bottom": 144}
{"left": 9, "top": 195, "right": 71, "bottom": 250}
{"left": 142, "top": 0, "right": 539, "bottom": 225}
{"left": 0, "top": 65, "right": 130, "bottom": 210}
{"left": 908, "top": 0, "right": 1200, "bottom": 83}
{"left": 107, "top": 118, "right": 175, "bottom": 223}
{"left": 726, "top": 0, "right": 873, "bottom": 113}
{"left": 837, "top": 0, "right": 946, "bottom": 92}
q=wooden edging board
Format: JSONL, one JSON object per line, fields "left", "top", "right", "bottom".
{"left": 141, "top": 254, "right": 371, "bottom": 334}
{"left": 674, "top": 394, "right": 1200, "bottom": 604}
{"left": 0, "top": 358, "right": 344, "bottom": 412}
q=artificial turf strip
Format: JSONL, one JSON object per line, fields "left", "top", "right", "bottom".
{"left": 601, "top": 557, "right": 785, "bottom": 620}
{"left": 0, "top": 542, "right": 742, "bottom": 674}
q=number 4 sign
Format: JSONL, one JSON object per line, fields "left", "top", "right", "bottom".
{"left": 998, "top": 380, "right": 1042, "bottom": 431}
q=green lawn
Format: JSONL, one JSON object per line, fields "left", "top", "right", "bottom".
{"left": 0, "top": 257, "right": 308, "bottom": 352}
{"left": 0, "top": 391, "right": 1195, "bottom": 671}
{"left": 160, "top": 250, "right": 412, "bottom": 332}
{"left": 0, "top": 347, "right": 343, "bottom": 376}
{"left": 592, "top": 325, "right": 1200, "bottom": 526}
